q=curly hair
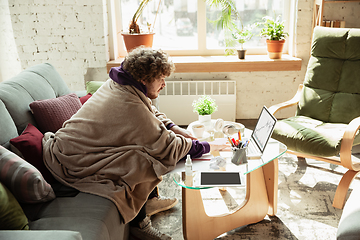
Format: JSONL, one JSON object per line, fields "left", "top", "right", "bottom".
{"left": 123, "top": 47, "right": 175, "bottom": 83}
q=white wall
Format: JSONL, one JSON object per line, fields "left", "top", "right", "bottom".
{"left": 0, "top": 0, "right": 22, "bottom": 81}
{"left": 0, "top": 0, "right": 358, "bottom": 119}
{"left": 323, "top": 2, "right": 360, "bottom": 28}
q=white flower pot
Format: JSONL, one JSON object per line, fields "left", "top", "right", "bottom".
{"left": 198, "top": 114, "right": 211, "bottom": 123}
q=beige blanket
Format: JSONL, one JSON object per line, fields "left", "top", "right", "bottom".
{"left": 43, "top": 79, "right": 192, "bottom": 223}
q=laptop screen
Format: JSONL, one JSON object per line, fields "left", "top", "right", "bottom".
{"left": 251, "top": 106, "right": 277, "bottom": 153}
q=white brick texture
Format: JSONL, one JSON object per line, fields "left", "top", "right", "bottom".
{"left": 1, "top": 0, "right": 108, "bottom": 90}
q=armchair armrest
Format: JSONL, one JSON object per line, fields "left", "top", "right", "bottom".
{"left": 268, "top": 84, "right": 303, "bottom": 116}
{"left": 340, "top": 116, "right": 360, "bottom": 170}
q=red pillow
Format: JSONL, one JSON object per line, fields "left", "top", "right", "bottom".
{"left": 10, "top": 123, "right": 56, "bottom": 184}
{"left": 29, "top": 93, "right": 82, "bottom": 133}
{"left": 79, "top": 93, "right": 92, "bottom": 104}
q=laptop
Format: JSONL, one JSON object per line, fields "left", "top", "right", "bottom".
{"left": 246, "top": 106, "right": 277, "bottom": 159}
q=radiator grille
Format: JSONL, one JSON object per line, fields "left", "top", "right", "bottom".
{"left": 158, "top": 80, "right": 236, "bottom": 125}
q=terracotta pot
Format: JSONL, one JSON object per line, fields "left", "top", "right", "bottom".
{"left": 237, "top": 49, "right": 247, "bottom": 60}
{"left": 121, "top": 33, "right": 155, "bottom": 53}
{"left": 266, "top": 39, "right": 285, "bottom": 59}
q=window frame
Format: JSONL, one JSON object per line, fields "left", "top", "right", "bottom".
{"left": 107, "top": 0, "right": 295, "bottom": 59}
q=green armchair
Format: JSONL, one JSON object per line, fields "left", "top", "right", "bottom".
{"left": 269, "top": 26, "right": 360, "bottom": 209}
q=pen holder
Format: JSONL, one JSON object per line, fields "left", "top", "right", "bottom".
{"left": 231, "top": 147, "right": 248, "bottom": 165}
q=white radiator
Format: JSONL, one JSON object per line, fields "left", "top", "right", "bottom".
{"left": 158, "top": 80, "right": 236, "bottom": 125}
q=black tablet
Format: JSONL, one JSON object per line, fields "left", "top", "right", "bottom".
{"left": 194, "top": 172, "right": 246, "bottom": 187}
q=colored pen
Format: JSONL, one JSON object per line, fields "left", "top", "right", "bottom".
{"left": 231, "top": 138, "right": 237, "bottom": 147}
{"left": 228, "top": 137, "right": 235, "bottom": 147}
{"left": 238, "top": 131, "right": 242, "bottom": 141}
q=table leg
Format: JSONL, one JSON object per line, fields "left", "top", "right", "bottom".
{"left": 182, "top": 167, "right": 270, "bottom": 240}
{"left": 262, "top": 158, "right": 278, "bottom": 216}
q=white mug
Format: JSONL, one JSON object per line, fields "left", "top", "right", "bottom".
{"left": 192, "top": 123, "right": 205, "bottom": 139}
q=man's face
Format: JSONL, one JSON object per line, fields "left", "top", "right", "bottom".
{"left": 142, "top": 76, "right": 166, "bottom": 99}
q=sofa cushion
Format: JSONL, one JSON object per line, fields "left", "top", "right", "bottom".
{"left": 0, "top": 146, "right": 55, "bottom": 203}
{"left": 79, "top": 93, "right": 92, "bottom": 104}
{"left": 337, "top": 188, "right": 360, "bottom": 240}
{"left": 0, "top": 100, "right": 18, "bottom": 149}
{"left": 0, "top": 63, "right": 71, "bottom": 134}
{"left": 0, "top": 230, "right": 83, "bottom": 240}
{"left": 86, "top": 81, "right": 105, "bottom": 94}
{"left": 29, "top": 192, "right": 127, "bottom": 240}
{"left": 29, "top": 93, "right": 82, "bottom": 133}
{"left": 0, "top": 182, "right": 29, "bottom": 230}
{"left": 10, "top": 123, "right": 56, "bottom": 184}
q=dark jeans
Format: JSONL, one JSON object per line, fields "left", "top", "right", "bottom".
{"left": 129, "top": 186, "right": 159, "bottom": 226}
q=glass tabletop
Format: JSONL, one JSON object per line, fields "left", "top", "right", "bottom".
{"left": 173, "top": 125, "right": 287, "bottom": 189}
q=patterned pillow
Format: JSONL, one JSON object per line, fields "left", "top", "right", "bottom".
{"left": 0, "top": 146, "right": 55, "bottom": 203}
{"left": 29, "top": 93, "right": 82, "bottom": 133}
{"left": 0, "top": 182, "right": 29, "bottom": 230}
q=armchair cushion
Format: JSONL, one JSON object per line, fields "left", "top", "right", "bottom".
{"left": 273, "top": 116, "right": 360, "bottom": 156}
{"left": 297, "top": 27, "right": 360, "bottom": 124}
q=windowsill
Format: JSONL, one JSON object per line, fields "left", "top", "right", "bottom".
{"left": 107, "top": 54, "right": 302, "bottom": 73}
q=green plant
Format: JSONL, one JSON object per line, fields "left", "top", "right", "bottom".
{"left": 192, "top": 95, "right": 218, "bottom": 116}
{"left": 205, "top": 0, "right": 240, "bottom": 55}
{"left": 233, "top": 23, "right": 258, "bottom": 50}
{"left": 128, "top": 0, "right": 161, "bottom": 34}
{"left": 259, "top": 15, "right": 289, "bottom": 41}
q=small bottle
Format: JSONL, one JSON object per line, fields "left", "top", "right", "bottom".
{"left": 185, "top": 154, "right": 192, "bottom": 176}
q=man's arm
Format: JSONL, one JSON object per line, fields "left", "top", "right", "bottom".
{"left": 151, "top": 105, "right": 174, "bottom": 129}
{"left": 151, "top": 105, "right": 197, "bottom": 140}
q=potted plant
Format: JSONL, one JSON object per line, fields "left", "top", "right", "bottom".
{"left": 259, "top": 15, "right": 289, "bottom": 59}
{"left": 192, "top": 95, "right": 218, "bottom": 123}
{"left": 233, "top": 23, "right": 258, "bottom": 59}
{"left": 121, "top": 0, "right": 161, "bottom": 52}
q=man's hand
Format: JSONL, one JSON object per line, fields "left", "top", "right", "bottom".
{"left": 209, "top": 142, "right": 231, "bottom": 152}
{"left": 208, "top": 138, "right": 231, "bottom": 152}
{"left": 170, "top": 125, "right": 197, "bottom": 140}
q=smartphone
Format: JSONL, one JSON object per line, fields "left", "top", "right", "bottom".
{"left": 193, "top": 171, "right": 246, "bottom": 187}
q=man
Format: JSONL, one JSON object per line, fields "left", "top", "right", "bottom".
{"left": 43, "top": 47, "right": 228, "bottom": 240}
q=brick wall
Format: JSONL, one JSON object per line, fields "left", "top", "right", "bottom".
{"left": 0, "top": 0, "right": 108, "bottom": 90}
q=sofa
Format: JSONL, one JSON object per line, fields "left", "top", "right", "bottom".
{"left": 0, "top": 63, "right": 128, "bottom": 240}
{"left": 337, "top": 186, "right": 360, "bottom": 240}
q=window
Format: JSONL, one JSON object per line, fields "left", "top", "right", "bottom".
{"left": 116, "top": 0, "right": 290, "bottom": 56}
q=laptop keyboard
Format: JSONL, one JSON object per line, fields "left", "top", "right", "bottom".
{"left": 247, "top": 141, "right": 259, "bottom": 156}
